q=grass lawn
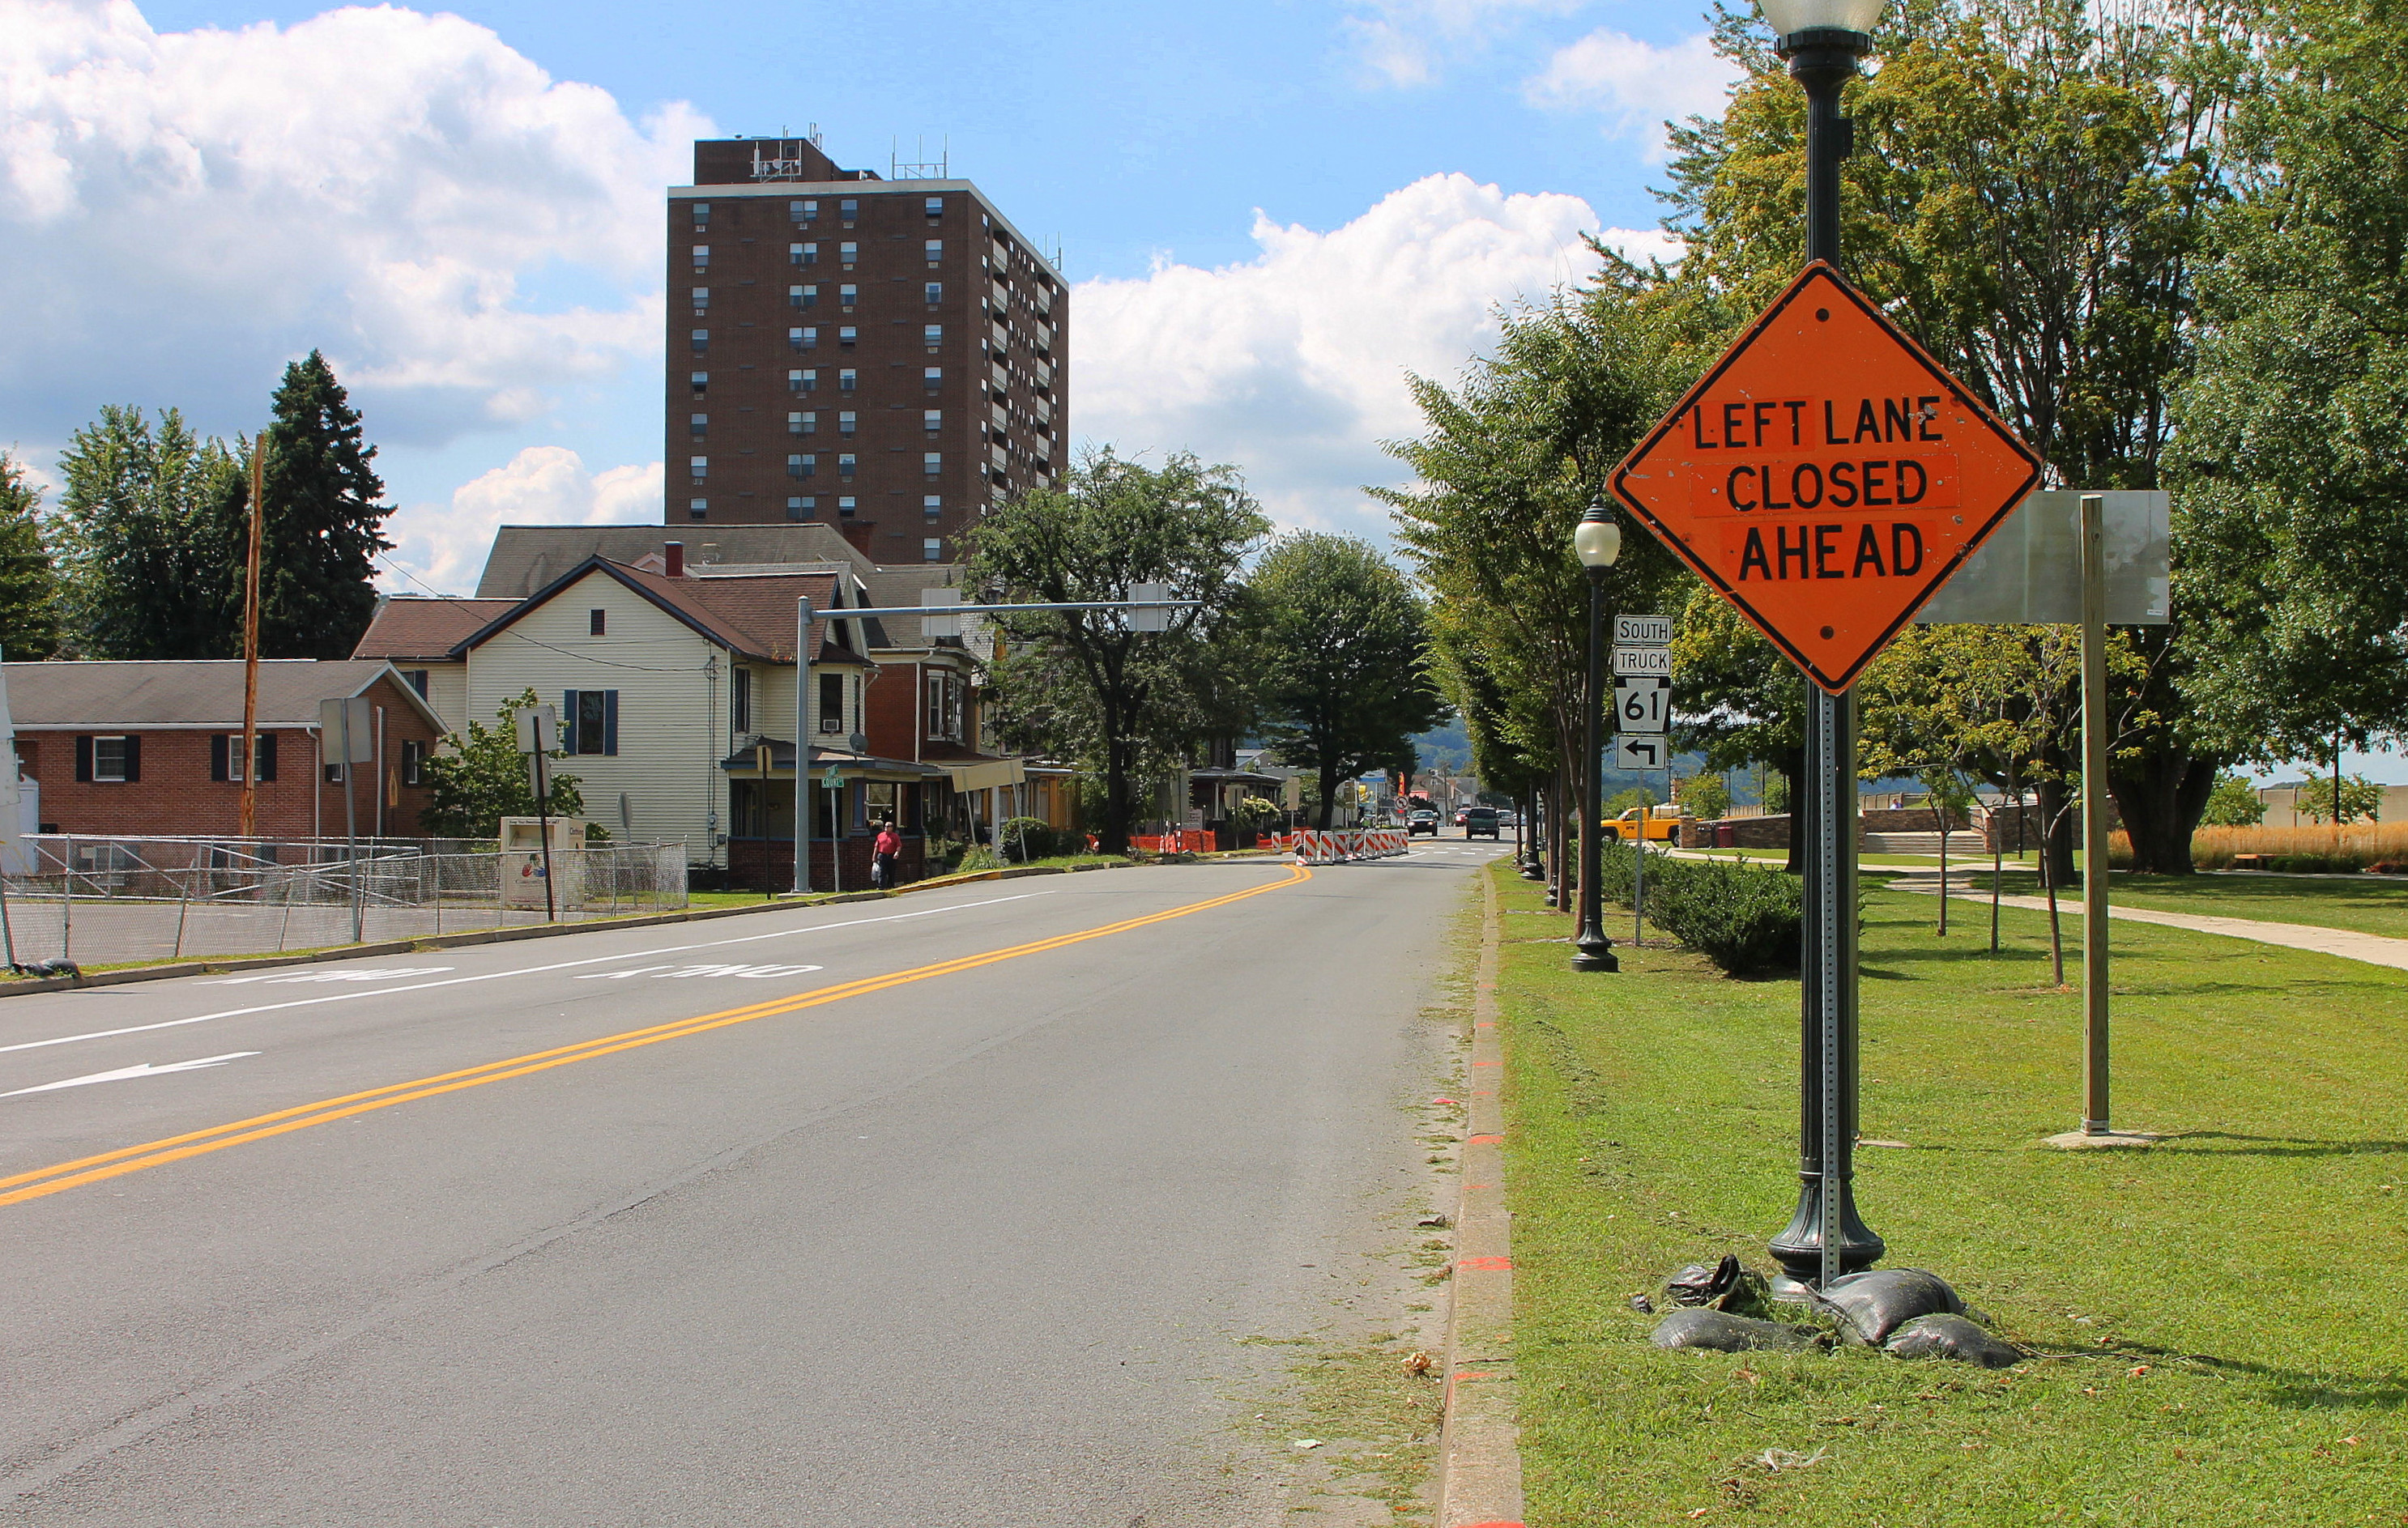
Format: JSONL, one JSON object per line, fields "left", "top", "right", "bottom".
{"left": 1494, "top": 859, "right": 2408, "bottom": 1525}
{"left": 1699, "top": 846, "right": 1975, "bottom": 870}
{"left": 1947, "top": 869, "right": 2408, "bottom": 943}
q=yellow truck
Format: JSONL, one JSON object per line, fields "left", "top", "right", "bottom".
{"left": 1601, "top": 807, "right": 1681, "bottom": 843}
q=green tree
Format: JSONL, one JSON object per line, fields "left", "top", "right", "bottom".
{"left": 965, "top": 449, "right": 1269, "bottom": 854}
{"left": 51, "top": 406, "right": 242, "bottom": 659}
{"left": 1252, "top": 534, "right": 1445, "bottom": 828}
{"left": 1384, "top": 282, "right": 1694, "bottom": 896}
{"left": 2199, "top": 771, "right": 2267, "bottom": 827}
{"left": 1669, "top": 586, "right": 1808, "bottom": 869}
{"left": 0, "top": 454, "right": 61, "bottom": 659}
{"left": 1676, "top": 773, "right": 1732, "bottom": 823}
{"left": 259, "top": 351, "right": 394, "bottom": 659}
{"left": 1664, "top": 0, "right": 2250, "bottom": 873}
{"left": 418, "top": 689, "right": 585, "bottom": 840}
{"left": 2294, "top": 772, "right": 2384, "bottom": 826}
{"left": 2171, "top": 0, "right": 2408, "bottom": 798}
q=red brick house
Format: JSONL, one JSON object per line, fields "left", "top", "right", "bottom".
{"left": 5, "top": 660, "right": 448, "bottom": 841}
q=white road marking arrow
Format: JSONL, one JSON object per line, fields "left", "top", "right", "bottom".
{"left": 2, "top": 1052, "right": 261, "bottom": 1098}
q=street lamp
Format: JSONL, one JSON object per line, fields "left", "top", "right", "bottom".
{"left": 1571, "top": 502, "right": 1622, "bottom": 973}
{"left": 1758, "top": 0, "right": 1888, "bottom": 1287}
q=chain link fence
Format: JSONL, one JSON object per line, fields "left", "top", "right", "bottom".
{"left": 0, "top": 835, "right": 689, "bottom": 968}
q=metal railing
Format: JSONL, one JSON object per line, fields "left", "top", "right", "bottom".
{"left": 0, "top": 835, "right": 688, "bottom": 968}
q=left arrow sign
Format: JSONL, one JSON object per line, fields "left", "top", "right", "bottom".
{"left": 2, "top": 1052, "right": 260, "bottom": 1098}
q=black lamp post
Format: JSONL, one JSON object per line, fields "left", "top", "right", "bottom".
{"left": 1571, "top": 503, "right": 1622, "bottom": 973}
{"left": 1759, "top": 0, "right": 1888, "bottom": 1286}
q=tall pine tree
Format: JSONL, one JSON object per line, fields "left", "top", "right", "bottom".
{"left": 0, "top": 454, "right": 61, "bottom": 660}
{"left": 259, "top": 351, "right": 392, "bottom": 658}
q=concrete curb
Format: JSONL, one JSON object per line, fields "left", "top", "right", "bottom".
{"left": 0, "top": 858, "right": 1152, "bottom": 1002}
{"left": 1435, "top": 862, "right": 1526, "bottom": 1528}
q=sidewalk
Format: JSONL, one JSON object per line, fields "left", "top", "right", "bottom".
{"left": 1891, "top": 879, "right": 2408, "bottom": 973}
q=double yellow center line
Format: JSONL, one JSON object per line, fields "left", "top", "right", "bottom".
{"left": 1, "top": 863, "right": 1311, "bottom": 1209}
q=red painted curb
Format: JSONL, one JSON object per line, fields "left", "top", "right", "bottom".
{"left": 1458, "top": 1256, "right": 1512, "bottom": 1271}
{"left": 1466, "top": 1133, "right": 1502, "bottom": 1145}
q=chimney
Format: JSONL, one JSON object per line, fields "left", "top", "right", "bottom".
{"left": 837, "top": 521, "right": 876, "bottom": 557}
{"left": 664, "top": 542, "right": 685, "bottom": 577}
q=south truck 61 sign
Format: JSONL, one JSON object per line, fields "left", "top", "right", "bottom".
{"left": 1610, "top": 263, "right": 2043, "bottom": 692}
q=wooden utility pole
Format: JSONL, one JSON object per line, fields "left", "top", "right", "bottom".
{"left": 239, "top": 437, "right": 266, "bottom": 838}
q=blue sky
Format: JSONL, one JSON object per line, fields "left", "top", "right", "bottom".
{"left": 7, "top": 0, "right": 2401, "bottom": 781}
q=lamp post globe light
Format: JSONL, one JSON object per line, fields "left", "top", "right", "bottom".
{"left": 1570, "top": 502, "right": 1622, "bottom": 973}
{"left": 1756, "top": 0, "right": 1889, "bottom": 1287}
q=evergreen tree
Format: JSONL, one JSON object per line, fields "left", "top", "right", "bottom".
{"left": 259, "top": 351, "right": 393, "bottom": 658}
{"left": 52, "top": 406, "right": 242, "bottom": 660}
{"left": 0, "top": 454, "right": 61, "bottom": 660}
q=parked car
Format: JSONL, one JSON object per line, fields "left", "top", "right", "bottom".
{"left": 1464, "top": 807, "right": 1501, "bottom": 839}
{"left": 1407, "top": 808, "right": 1441, "bottom": 836}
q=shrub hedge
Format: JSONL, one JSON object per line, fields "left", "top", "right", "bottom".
{"left": 1596, "top": 840, "right": 1804, "bottom": 977}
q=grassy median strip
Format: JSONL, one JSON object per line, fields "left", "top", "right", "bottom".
{"left": 1492, "top": 859, "right": 2408, "bottom": 1525}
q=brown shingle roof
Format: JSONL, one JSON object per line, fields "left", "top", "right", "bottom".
{"left": 2, "top": 660, "right": 443, "bottom": 730}
{"left": 352, "top": 597, "right": 517, "bottom": 661}
{"left": 459, "top": 560, "right": 872, "bottom": 666}
{"left": 475, "top": 525, "right": 872, "bottom": 599}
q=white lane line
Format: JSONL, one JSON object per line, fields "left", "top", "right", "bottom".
{"left": 4, "top": 1052, "right": 262, "bottom": 1098}
{"left": 0, "top": 892, "right": 1055, "bottom": 1058}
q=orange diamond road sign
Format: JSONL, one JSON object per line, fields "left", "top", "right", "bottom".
{"left": 1610, "top": 262, "right": 2043, "bottom": 693}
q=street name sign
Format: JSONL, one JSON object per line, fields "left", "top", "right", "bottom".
{"left": 1612, "top": 735, "right": 1666, "bottom": 770}
{"left": 1609, "top": 262, "right": 2044, "bottom": 692}
{"left": 1613, "top": 675, "right": 1670, "bottom": 734}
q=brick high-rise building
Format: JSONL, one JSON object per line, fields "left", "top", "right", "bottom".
{"left": 667, "top": 136, "right": 1068, "bottom": 564}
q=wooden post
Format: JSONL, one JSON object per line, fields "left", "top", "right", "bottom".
{"left": 239, "top": 437, "right": 266, "bottom": 838}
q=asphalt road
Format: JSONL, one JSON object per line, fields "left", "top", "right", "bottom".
{"left": 1, "top": 841, "right": 1511, "bottom": 1526}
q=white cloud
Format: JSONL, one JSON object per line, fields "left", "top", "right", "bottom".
{"left": 0, "top": 0, "right": 701, "bottom": 445}
{"left": 1525, "top": 29, "right": 1740, "bottom": 157}
{"left": 1342, "top": 0, "right": 1583, "bottom": 87}
{"left": 382, "top": 448, "right": 659, "bottom": 594}
{"left": 1069, "top": 173, "right": 1674, "bottom": 539}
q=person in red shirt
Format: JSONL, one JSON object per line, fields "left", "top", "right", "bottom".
{"left": 873, "top": 819, "right": 901, "bottom": 889}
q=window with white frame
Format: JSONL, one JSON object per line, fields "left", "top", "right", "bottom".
{"left": 817, "top": 670, "right": 845, "bottom": 734}
{"left": 926, "top": 670, "right": 962, "bottom": 739}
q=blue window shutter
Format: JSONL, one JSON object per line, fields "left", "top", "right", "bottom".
{"left": 561, "top": 691, "right": 577, "bottom": 754}
{"left": 603, "top": 691, "right": 619, "bottom": 755}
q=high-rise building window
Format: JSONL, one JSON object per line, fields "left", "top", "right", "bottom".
{"left": 923, "top": 538, "right": 943, "bottom": 563}
{"left": 692, "top": 202, "right": 710, "bottom": 228}
{"left": 791, "top": 326, "right": 816, "bottom": 351}
{"left": 790, "top": 411, "right": 814, "bottom": 436}
{"left": 691, "top": 371, "right": 709, "bottom": 396}
{"left": 790, "top": 368, "right": 815, "bottom": 394}
{"left": 689, "top": 412, "right": 707, "bottom": 438}
{"left": 787, "top": 496, "right": 816, "bottom": 521}
{"left": 923, "top": 323, "right": 943, "bottom": 351}
{"left": 925, "top": 238, "right": 943, "bottom": 265}
{"left": 839, "top": 368, "right": 858, "bottom": 393}
{"left": 691, "top": 244, "right": 710, "bottom": 271}
{"left": 923, "top": 409, "right": 942, "bottom": 433}
{"left": 788, "top": 453, "right": 815, "bottom": 479}
{"left": 692, "top": 287, "right": 710, "bottom": 314}
{"left": 839, "top": 283, "right": 859, "bottom": 309}
{"left": 791, "top": 284, "right": 816, "bottom": 309}
{"left": 839, "top": 198, "right": 859, "bottom": 223}
{"left": 690, "top": 329, "right": 709, "bottom": 355}
{"left": 924, "top": 282, "right": 943, "bottom": 305}
{"left": 837, "top": 453, "right": 858, "bottom": 480}
{"left": 689, "top": 455, "right": 708, "bottom": 483}
{"left": 839, "top": 240, "right": 859, "bottom": 266}
{"left": 923, "top": 451, "right": 942, "bottom": 478}
{"left": 838, "top": 411, "right": 857, "bottom": 437}
{"left": 688, "top": 497, "right": 708, "bottom": 521}
{"left": 923, "top": 494, "right": 942, "bottom": 521}
{"left": 924, "top": 196, "right": 944, "bottom": 218}
{"left": 838, "top": 326, "right": 859, "bottom": 349}
{"left": 791, "top": 241, "right": 817, "bottom": 266}
{"left": 923, "top": 365, "right": 943, "bottom": 393}
{"left": 791, "top": 199, "right": 816, "bottom": 224}
{"left": 837, "top": 496, "right": 858, "bottom": 517}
